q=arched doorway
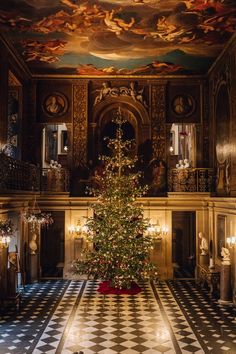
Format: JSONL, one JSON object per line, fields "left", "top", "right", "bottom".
{"left": 90, "top": 97, "right": 150, "bottom": 164}
{"left": 101, "top": 120, "right": 136, "bottom": 156}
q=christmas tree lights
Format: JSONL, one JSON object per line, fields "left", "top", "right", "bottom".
{"left": 73, "top": 108, "right": 158, "bottom": 289}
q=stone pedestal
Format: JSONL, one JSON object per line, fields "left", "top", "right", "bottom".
{"left": 29, "top": 254, "right": 39, "bottom": 283}
{"left": 200, "top": 254, "right": 209, "bottom": 266}
{"left": 219, "top": 264, "right": 232, "bottom": 305}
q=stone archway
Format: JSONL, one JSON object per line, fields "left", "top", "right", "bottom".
{"left": 89, "top": 97, "right": 150, "bottom": 163}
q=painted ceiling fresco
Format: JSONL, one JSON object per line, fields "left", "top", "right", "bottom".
{"left": 0, "top": 0, "right": 235, "bottom": 76}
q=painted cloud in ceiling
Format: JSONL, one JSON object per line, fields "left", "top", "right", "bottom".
{"left": 0, "top": 0, "right": 235, "bottom": 75}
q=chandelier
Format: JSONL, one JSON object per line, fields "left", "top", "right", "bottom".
{"left": 0, "top": 219, "right": 14, "bottom": 248}
{"left": 22, "top": 196, "right": 53, "bottom": 229}
{"left": 146, "top": 221, "right": 168, "bottom": 240}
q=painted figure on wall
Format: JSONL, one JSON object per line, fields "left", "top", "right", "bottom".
{"left": 216, "top": 159, "right": 230, "bottom": 195}
{"left": 147, "top": 159, "right": 166, "bottom": 195}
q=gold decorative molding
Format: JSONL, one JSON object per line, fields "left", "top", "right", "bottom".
{"left": 202, "top": 81, "right": 209, "bottom": 167}
{"left": 73, "top": 82, "right": 88, "bottom": 166}
{"left": 169, "top": 168, "right": 213, "bottom": 193}
{"left": 8, "top": 70, "right": 22, "bottom": 87}
{"left": 212, "top": 58, "right": 231, "bottom": 96}
{"left": 151, "top": 84, "right": 166, "bottom": 161}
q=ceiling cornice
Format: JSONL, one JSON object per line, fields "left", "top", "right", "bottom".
{"left": 207, "top": 32, "right": 236, "bottom": 77}
{"left": 0, "top": 32, "right": 32, "bottom": 80}
{"left": 32, "top": 74, "right": 207, "bottom": 80}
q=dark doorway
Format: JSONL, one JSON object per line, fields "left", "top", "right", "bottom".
{"left": 172, "top": 211, "right": 196, "bottom": 278}
{"left": 40, "top": 211, "right": 65, "bottom": 278}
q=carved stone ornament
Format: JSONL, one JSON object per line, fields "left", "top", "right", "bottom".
{"left": 43, "top": 92, "right": 68, "bottom": 117}
{"left": 93, "top": 81, "right": 148, "bottom": 108}
{"left": 202, "top": 82, "right": 209, "bottom": 166}
{"left": 212, "top": 59, "right": 231, "bottom": 97}
{"left": 73, "top": 82, "right": 88, "bottom": 166}
{"left": 151, "top": 84, "right": 166, "bottom": 161}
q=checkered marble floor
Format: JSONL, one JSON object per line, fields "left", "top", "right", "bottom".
{"left": 0, "top": 279, "right": 235, "bottom": 354}
{"left": 167, "top": 280, "right": 236, "bottom": 354}
{"left": 0, "top": 280, "right": 71, "bottom": 354}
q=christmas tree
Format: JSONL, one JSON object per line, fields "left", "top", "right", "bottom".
{"left": 73, "top": 108, "right": 158, "bottom": 289}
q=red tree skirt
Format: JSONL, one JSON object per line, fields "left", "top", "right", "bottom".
{"left": 98, "top": 281, "right": 142, "bottom": 295}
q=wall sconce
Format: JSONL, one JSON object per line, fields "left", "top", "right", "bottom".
{"left": 0, "top": 235, "right": 11, "bottom": 248}
{"left": 226, "top": 236, "right": 236, "bottom": 248}
{"left": 0, "top": 218, "right": 14, "bottom": 248}
{"left": 146, "top": 221, "right": 168, "bottom": 240}
{"left": 68, "top": 221, "right": 89, "bottom": 239}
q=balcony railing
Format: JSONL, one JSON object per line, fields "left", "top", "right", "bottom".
{"left": 0, "top": 153, "right": 40, "bottom": 191}
{"left": 168, "top": 168, "right": 214, "bottom": 193}
{"left": 41, "top": 168, "right": 69, "bottom": 192}
{"left": 0, "top": 153, "right": 214, "bottom": 194}
{"left": 0, "top": 153, "right": 69, "bottom": 193}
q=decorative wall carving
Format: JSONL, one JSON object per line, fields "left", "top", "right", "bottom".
{"left": 167, "top": 83, "right": 201, "bottom": 123}
{"left": 212, "top": 59, "right": 231, "bottom": 97}
{"left": 202, "top": 82, "right": 209, "bottom": 167}
{"left": 209, "top": 49, "right": 234, "bottom": 195}
{"left": 37, "top": 82, "right": 72, "bottom": 123}
{"left": 215, "top": 83, "right": 230, "bottom": 195}
{"left": 93, "top": 81, "right": 148, "bottom": 108}
{"left": 73, "top": 82, "right": 88, "bottom": 166}
{"left": 168, "top": 168, "right": 213, "bottom": 192}
{"left": 151, "top": 84, "right": 166, "bottom": 161}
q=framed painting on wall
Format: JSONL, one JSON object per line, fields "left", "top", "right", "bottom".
{"left": 216, "top": 214, "right": 226, "bottom": 259}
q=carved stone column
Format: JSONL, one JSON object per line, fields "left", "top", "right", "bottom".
{"left": 229, "top": 49, "right": 236, "bottom": 196}
{"left": 151, "top": 84, "right": 166, "bottom": 161}
{"left": 73, "top": 81, "right": 88, "bottom": 166}
{"left": 0, "top": 42, "right": 9, "bottom": 147}
{"left": 202, "top": 81, "right": 210, "bottom": 167}
{"left": 88, "top": 122, "right": 97, "bottom": 163}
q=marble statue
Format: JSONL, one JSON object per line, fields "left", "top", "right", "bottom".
{"left": 29, "top": 234, "right": 38, "bottom": 254}
{"left": 221, "top": 247, "right": 230, "bottom": 265}
{"left": 199, "top": 231, "right": 208, "bottom": 255}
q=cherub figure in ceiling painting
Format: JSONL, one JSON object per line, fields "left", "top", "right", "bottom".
{"left": 0, "top": 0, "right": 236, "bottom": 76}
{"left": 104, "top": 9, "right": 135, "bottom": 35}
{"left": 22, "top": 39, "right": 66, "bottom": 63}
